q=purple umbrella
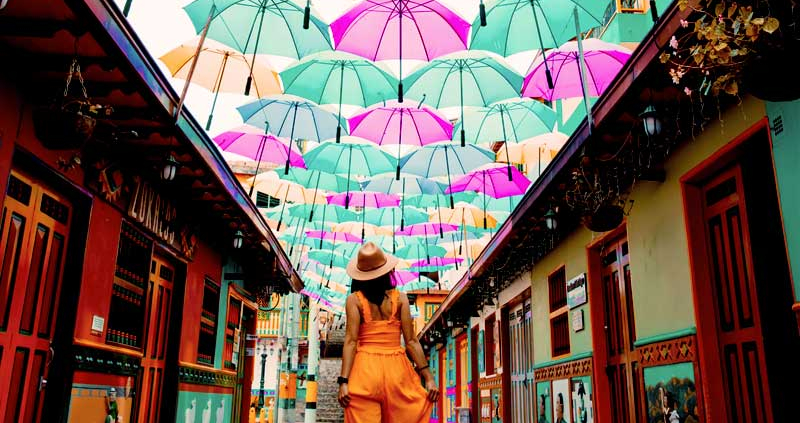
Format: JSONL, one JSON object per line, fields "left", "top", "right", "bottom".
{"left": 327, "top": 191, "right": 400, "bottom": 241}
{"left": 522, "top": 39, "right": 632, "bottom": 101}
{"left": 349, "top": 100, "right": 454, "bottom": 179}
{"left": 214, "top": 125, "right": 306, "bottom": 194}
{"left": 331, "top": 0, "right": 470, "bottom": 102}
{"left": 446, "top": 163, "right": 531, "bottom": 228}
{"left": 410, "top": 257, "right": 463, "bottom": 268}
{"left": 306, "top": 230, "right": 362, "bottom": 244}
{"left": 396, "top": 222, "right": 459, "bottom": 237}
{"left": 391, "top": 270, "right": 421, "bottom": 286}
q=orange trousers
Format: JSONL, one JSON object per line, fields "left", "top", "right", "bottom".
{"left": 345, "top": 349, "right": 433, "bottom": 423}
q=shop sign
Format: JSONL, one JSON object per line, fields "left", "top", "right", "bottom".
{"left": 572, "top": 309, "right": 584, "bottom": 332}
{"left": 566, "top": 273, "right": 587, "bottom": 309}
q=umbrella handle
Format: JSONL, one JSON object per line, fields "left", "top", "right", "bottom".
{"left": 303, "top": 1, "right": 311, "bottom": 29}
{"left": 396, "top": 165, "right": 401, "bottom": 181}
{"left": 546, "top": 68, "right": 554, "bottom": 90}
{"left": 401, "top": 217, "right": 405, "bottom": 231}
{"left": 507, "top": 164, "right": 513, "bottom": 182}
{"left": 479, "top": 1, "right": 487, "bottom": 26}
{"left": 309, "top": 210, "right": 314, "bottom": 222}
{"left": 398, "top": 82, "right": 404, "bottom": 103}
{"left": 336, "top": 125, "right": 342, "bottom": 143}
{"left": 244, "top": 76, "right": 253, "bottom": 96}
{"left": 206, "top": 114, "right": 214, "bottom": 131}
{"left": 460, "top": 129, "right": 466, "bottom": 147}
{"left": 649, "top": 0, "right": 659, "bottom": 21}
{"left": 450, "top": 195, "right": 454, "bottom": 209}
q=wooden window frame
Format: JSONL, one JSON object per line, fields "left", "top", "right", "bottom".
{"left": 484, "top": 314, "right": 497, "bottom": 375}
{"left": 197, "top": 276, "right": 220, "bottom": 366}
{"left": 548, "top": 265, "right": 570, "bottom": 358}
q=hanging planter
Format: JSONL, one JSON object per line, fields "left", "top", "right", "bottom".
{"left": 581, "top": 203, "right": 625, "bottom": 233}
{"left": 32, "top": 58, "right": 111, "bottom": 150}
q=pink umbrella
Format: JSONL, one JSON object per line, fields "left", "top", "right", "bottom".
{"left": 391, "top": 270, "right": 421, "bottom": 286}
{"left": 349, "top": 100, "right": 453, "bottom": 179}
{"left": 410, "top": 257, "right": 463, "bottom": 268}
{"left": 446, "top": 163, "right": 531, "bottom": 199}
{"left": 306, "top": 230, "right": 362, "bottom": 244}
{"left": 396, "top": 222, "right": 459, "bottom": 236}
{"left": 326, "top": 191, "right": 401, "bottom": 209}
{"left": 331, "top": 0, "right": 471, "bottom": 102}
{"left": 522, "top": 39, "right": 632, "bottom": 101}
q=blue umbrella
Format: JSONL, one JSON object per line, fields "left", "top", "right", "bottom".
{"left": 238, "top": 95, "right": 348, "bottom": 174}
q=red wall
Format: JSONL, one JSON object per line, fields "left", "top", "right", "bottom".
{"left": 179, "top": 240, "right": 223, "bottom": 365}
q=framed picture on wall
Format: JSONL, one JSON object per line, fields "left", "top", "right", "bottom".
{"left": 552, "top": 379, "right": 571, "bottom": 423}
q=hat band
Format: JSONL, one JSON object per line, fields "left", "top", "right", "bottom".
{"left": 357, "top": 256, "right": 387, "bottom": 272}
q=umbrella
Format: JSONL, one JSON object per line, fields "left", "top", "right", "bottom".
{"left": 470, "top": 194, "right": 524, "bottom": 213}
{"left": 160, "top": 39, "right": 282, "bottom": 130}
{"left": 333, "top": 222, "right": 393, "bottom": 238}
{"left": 184, "top": 0, "right": 331, "bottom": 60}
{"left": 249, "top": 172, "right": 326, "bottom": 230}
{"left": 238, "top": 95, "right": 347, "bottom": 173}
{"left": 363, "top": 207, "right": 428, "bottom": 227}
{"left": 395, "top": 244, "right": 447, "bottom": 261}
{"left": 522, "top": 39, "right": 631, "bottom": 101}
{"left": 282, "top": 167, "right": 358, "bottom": 193}
{"left": 307, "top": 250, "right": 351, "bottom": 269}
{"left": 362, "top": 234, "right": 422, "bottom": 255}
{"left": 349, "top": 100, "right": 454, "bottom": 178}
{"left": 286, "top": 203, "right": 358, "bottom": 224}
{"left": 446, "top": 163, "right": 530, "bottom": 229}
{"left": 306, "top": 230, "right": 362, "bottom": 244}
{"left": 392, "top": 270, "right": 422, "bottom": 286}
{"left": 214, "top": 126, "right": 305, "bottom": 194}
{"left": 496, "top": 132, "right": 567, "bottom": 177}
{"left": 397, "top": 277, "right": 437, "bottom": 292}
{"left": 410, "top": 257, "right": 463, "bottom": 268}
{"left": 400, "top": 143, "right": 495, "bottom": 208}
{"left": 331, "top": 0, "right": 471, "bottom": 101}
{"left": 364, "top": 175, "right": 445, "bottom": 196}
{"left": 397, "top": 222, "right": 459, "bottom": 237}
{"left": 403, "top": 51, "right": 523, "bottom": 145}
{"left": 326, "top": 192, "right": 401, "bottom": 209}
{"left": 281, "top": 51, "right": 398, "bottom": 143}
{"left": 429, "top": 203, "right": 499, "bottom": 229}
{"left": 403, "top": 192, "right": 478, "bottom": 209}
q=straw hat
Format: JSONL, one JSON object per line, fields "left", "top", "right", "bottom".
{"left": 346, "top": 242, "right": 399, "bottom": 280}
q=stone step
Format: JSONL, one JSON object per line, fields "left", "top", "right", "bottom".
{"left": 315, "top": 358, "right": 344, "bottom": 423}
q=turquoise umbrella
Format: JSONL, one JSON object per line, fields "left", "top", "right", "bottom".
{"left": 282, "top": 168, "right": 358, "bottom": 193}
{"left": 363, "top": 207, "right": 428, "bottom": 227}
{"left": 363, "top": 235, "right": 422, "bottom": 255}
{"left": 364, "top": 175, "right": 445, "bottom": 196}
{"left": 470, "top": 194, "right": 523, "bottom": 212}
{"left": 238, "top": 95, "right": 348, "bottom": 174}
{"left": 287, "top": 203, "right": 358, "bottom": 225}
{"left": 397, "top": 277, "right": 437, "bottom": 293}
{"left": 396, "top": 244, "right": 448, "bottom": 261}
{"left": 404, "top": 51, "right": 523, "bottom": 145}
{"left": 469, "top": 0, "right": 606, "bottom": 89}
{"left": 281, "top": 51, "right": 398, "bottom": 143}
{"left": 307, "top": 250, "right": 351, "bottom": 269}
{"left": 404, "top": 192, "right": 478, "bottom": 209}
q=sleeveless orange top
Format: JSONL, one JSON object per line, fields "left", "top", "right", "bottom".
{"left": 354, "top": 290, "right": 404, "bottom": 354}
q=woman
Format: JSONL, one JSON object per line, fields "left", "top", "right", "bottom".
{"left": 337, "top": 242, "right": 440, "bottom": 422}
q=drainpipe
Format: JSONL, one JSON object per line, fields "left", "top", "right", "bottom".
{"left": 304, "top": 304, "right": 320, "bottom": 423}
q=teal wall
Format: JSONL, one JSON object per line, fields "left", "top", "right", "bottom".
{"left": 176, "top": 390, "right": 233, "bottom": 423}
{"left": 215, "top": 258, "right": 245, "bottom": 368}
{"left": 601, "top": 12, "right": 658, "bottom": 44}
{"left": 765, "top": 100, "right": 800, "bottom": 301}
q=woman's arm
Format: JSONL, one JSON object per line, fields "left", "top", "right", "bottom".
{"left": 338, "top": 294, "right": 361, "bottom": 407}
{"left": 399, "top": 292, "right": 440, "bottom": 403}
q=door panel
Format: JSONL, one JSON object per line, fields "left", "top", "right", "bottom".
{"left": 0, "top": 172, "right": 71, "bottom": 422}
{"left": 702, "top": 166, "right": 772, "bottom": 423}
{"left": 508, "top": 300, "right": 534, "bottom": 423}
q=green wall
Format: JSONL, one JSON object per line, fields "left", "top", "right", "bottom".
{"left": 601, "top": 12, "right": 658, "bottom": 45}
{"left": 765, "top": 100, "right": 800, "bottom": 301}
{"left": 176, "top": 390, "right": 233, "bottom": 423}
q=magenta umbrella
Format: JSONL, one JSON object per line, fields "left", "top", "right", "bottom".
{"left": 331, "top": 0, "right": 470, "bottom": 102}
{"left": 349, "top": 100, "right": 454, "bottom": 179}
{"left": 396, "top": 222, "right": 459, "bottom": 238}
{"left": 446, "top": 163, "right": 531, "bottom": 228}
{"left": 214, "top": 125, "right": 306, "bottom": 195}
{"left": 327, "top": 191, "right": 400, "bottom": 241}
{"left": 410, "top": 257, "right": 463, "bottom": 268}
{"left": 522, "top": 39, "right": 632, "bottom": 101}
{"left": 391, "top": 270, "right": 421, "bottom": 286}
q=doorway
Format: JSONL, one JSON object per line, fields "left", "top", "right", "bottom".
{"left": 0, "top": 171, "right": 73, "bottom": 421}
{"left": 507, "top": 298, "right": 535, "bottom": 423}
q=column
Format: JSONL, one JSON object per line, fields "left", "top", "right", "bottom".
{"left": 304, "top": 304, "right": 320, "bottom": 423}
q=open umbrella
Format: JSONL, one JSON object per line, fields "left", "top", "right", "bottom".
{"left": 400, "top": 143, "right": 495, "bottom": 208}
{"left": 522, "top": 39, "right": 632, "bottom": 101}
{"left": 286, "top": 203, "right": 358, "bottom": 224}
{"left": 307, "top": 250, "right": 350, "bottom": 269}
{"left": 397, "top": 222, "right": 459, "bottom": 237}
{"left": 306, "top": 230, "right": 362, "bottom": 244}
{"left": 446, "top": 163, "right": 531, "bottom": 198}
{"left": 160, "top": 39, "right": 282, "bottom": 130}
{"left": 469, "top": 194, "right": 524, "bottom": 213}
{"left": 328, "top": 191, "right": 400, "bottom": 240}
{"left": 397, "top": 277, "right": 437, "bottom": 292}
{"left": 250, "top": 172, "right": 326, "bottom": 230}
{"left": 364, "top": 207, "right": 427, "bottom": 227}
{"left": 403, "top": 192, "right": 478, "bottom": 209}
{"left": 331, "top": 0, "right": 471, "bottom": 101}
{"left": 496, "top": 132, "right": 567, "bottom": 177}
{"left": 238, "top": 95, "right": 348, "bottom": 174}
{"left": 282, "top": 167, "right": 358, "bottom": 193}
{"left": 429, "top": 203, "right": 499, "bottom": 229}
{"left": 349, "top": 100, "right": 454, "bottom": 178}
{"left": 395, "top": 244, "right": 447, "bottom": 261}
{"left": 404, "top": 51, "right": 522, "bottom": 145}
{"left": 281, "top": 51, "right": 398, "bottom": 143}
{"left": 392, "top": 270, "right": 422, "bottom": 286}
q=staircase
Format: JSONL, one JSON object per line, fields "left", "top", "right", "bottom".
{"left": 315, "top": 358, "right": 345, "bottom": 423}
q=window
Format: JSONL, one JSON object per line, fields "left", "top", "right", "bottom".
{"left": 106, "top": 222, "right": 151, "bottom": 349}
{"left": 424, "top": 302, "right": 441, "bottom": 322}
{"left": 223, "top": 297, "right": 242, "bottom": 370}
{"left": 256, "top": 192, "right": 280, "bottom": 208}
{"left": 484, "top": 314, "right": 496, "bottom": 374}
{"left": 197, "top": 277, "right": 220, "bottom": 365}
{"left": 548, "top": 266, "right": 570, "bottom": 357}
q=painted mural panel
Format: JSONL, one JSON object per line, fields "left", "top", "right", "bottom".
{"left": 643, "top": 362, "right": 700, "bottom": 423}
{"left": 67, "top": 372, "right": 135, "bottom": 423}
{"left": 536, "top": 381, "right": 551, "bottom": 423}
{"left": 176, "top": 388, "right": 233, "bottom": 423}
{"left": 478, "top": 330, "right": 485, "bottom": 374}
{"left": 552, "top": 379, "right": 571, "bottom": 423}
{"left": 571, "top": 376, "right": 593, "bottom": 423}
{"left": 490, "top": 388, "right": 503, "bottom": 423}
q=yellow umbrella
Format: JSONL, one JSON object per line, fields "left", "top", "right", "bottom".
{"left": 332, "top": 222, "right": 393, "bottom": 238}
{"left": 247, "top": 172, "right": 326, "bottom": 205}
{"left": 160, "top": 38, "right": 282, "bottom": 129}
{"left": 443, "top": 237, "right": 489, "bottom": 261}
{"left": 429, "top": 202, "right": 498, "bottom": 229}
{"left": 496, "top": 132, "right": 568, "bottom": 173}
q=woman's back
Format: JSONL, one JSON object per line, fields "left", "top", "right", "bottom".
{"left": 353, "top": 289, "right": 402, "bottom": 353}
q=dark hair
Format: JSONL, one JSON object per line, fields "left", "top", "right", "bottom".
{"left": 351, "top": 272, "right": 393, "bottom": 306}
{"left": 665, "top": 391, "right": 677, "bottom": 409}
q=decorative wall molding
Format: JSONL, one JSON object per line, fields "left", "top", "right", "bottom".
{"left": 533, "top": 356, "right": 593, "bottom": 381}
{"left": 178, "top": 366, "right": 237, "bottom": 388}
{"left": 72, "top": 345, "right": 141, "bottom": 376}
{"left": 478, "top": 375, "right": 502, "bottom": 390}
{"left": 636, "top": 334, "right": 697, "bottom": 367}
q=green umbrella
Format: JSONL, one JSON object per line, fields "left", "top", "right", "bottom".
{"left": 363, "top": 207, "right": 427, "bottom": 227}
{"left": 363, "top": 235, "right": 422, "bottom": 255}
{"left": 397, "top": 277, "right": 437, "bottom": 292}
{"left": 404, "top": 51, "right": 523, "bottom": 146}
{"left": 307, "top": 250, "right": 351, "bottom": 269}
{"left": 396, "top": 244, "right": 447, "bottom": 261}
{"left": 287, "top": 203, "right": 358, "bottom": 225}
{"left": 281, "top": 51, "right": 398, "bottom": 143}
{"left": 470, "top": 194, "right": 523, "bottom": 212}
{"left": 403, "top": 192, "right": 478, "bottom": 210}
{"left": 282, "top": 168, "right": 358, "bottom": 193}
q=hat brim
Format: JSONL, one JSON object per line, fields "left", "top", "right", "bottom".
{"left": 346, "top": 252, "right": 399, "bottom": 280}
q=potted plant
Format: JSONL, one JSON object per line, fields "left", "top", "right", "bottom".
{"left": 32, "top": 58, "right": 112, "bottom": 150}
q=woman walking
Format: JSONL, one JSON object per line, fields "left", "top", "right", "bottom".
{"left": 337, "top": 242, "right": 440, "bottom": 422}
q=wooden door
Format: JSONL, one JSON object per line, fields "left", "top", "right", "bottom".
{"left": 456, "top": 334, "right": 468, "bottom": 408}
{"left": 601, "top": 236, "right": 642, "bottom": 423}
{"left": 136, "top": 256, "right": 175, "bottom": 423}
{"left": 0, "top": 171, "right": 71, "bottom": 422}
{"left": 508, "top": 299, "right": 534, "bottom": 423}
{"left": 701, "top": 166, "right": 772, "bottom": 422}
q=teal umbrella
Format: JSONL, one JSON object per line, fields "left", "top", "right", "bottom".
{"left": 470, "top": 194, "right": 523, "bottom": 212}
{"left": 363, "top": 207, "right": 428, "bottom": 227}
{"left": 404, "top": 192, "right": 478, "bottom": 209}
{"left": 282, "top": 168, "right": 358, "bottom": 193}
{"left": 404, "top": 51, "right": 523, "bottom": 145}
{"left": 396, "top": 244, "right": 447, "bottom": 261}
{"left": 307, "top": 250, "right": 350, "bottom": 269}
{"left": 287, "top": 203, "right": 358, "bottom": 225}
{"left": 397, "top": 277, "right": 437, "bottom": 293}
{"left": 469, "top": 0, "right": 606, "bottom": 89}
{"left": 363, "top": 235, "right": 422, "bottom": 255}
{"left": 281, "top": 51, "right": 398, "bottom": 143}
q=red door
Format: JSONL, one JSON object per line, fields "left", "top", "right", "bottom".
{"left": 701, "top": 166, "right": 772, "bottom": 422}
{"left": 600, "top": 236, "right": 642, "bottom": 423}
{"left": 136, "top": 255, "right": 175, "bottom": 423}
{"left": 0, "top": 171, "right": 71, "bottom": 421}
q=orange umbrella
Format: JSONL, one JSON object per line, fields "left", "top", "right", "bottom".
{"left": 496, "top": 132, "right": 567, "bottom": 177}
{"left": 160, "top": 38, "right": 282, "bottom": 129}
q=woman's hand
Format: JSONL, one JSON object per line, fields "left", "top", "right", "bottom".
{"left": 423, "top": 374, "right": 440, "bottom": 403}
{"left": 338, "top": 383, "right": 351, "bottom": 408}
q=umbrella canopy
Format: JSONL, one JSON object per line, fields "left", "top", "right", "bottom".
{"left": 409, "top": 256, "right": 463, "bottom": 268}
{"left": 430, "top": 203, "right": 499, "bottom": 229}
{"left": 397, "top": 277, "right": 437, "bottom": 292}
{"left": 469, "top": 0, "right": 607, "bottom": 57}
{"left": 281, "top": 167, "right": 358, "bottom": 193}
{"left": 333, "top": 221, "right": 393, "bottom": 237}
{"left": 305, "top": 142, "right": 396, "bottom": 203}
{"left": 395, "top": 244, "right": 447, "bottom": 261}
{"left": 469, "top": 194, "right": 524, "bottom": 213}
{"left": 306, "top": 230, "right": 362, "bottom": 244}
{"left": 363, "top": 207, "right": 428, "bottom": 227}
{"left": 331, "top": 0, "right": 471, "bottom": 101}
{"left": 214, "top": 125, "right": 305, "bottom": 167}
{"left": 446, "top": 163, "right": 532, "bottom": 199}
{"left": 392, "top": 270, "right": 422, "bottom": 286}
{"left": 522, "top": 39, "right": 632, "bottom": 101}
{"left": 496, "top": 132, "right": 567, "bottom": 177}
{"left": 403, "top": 51, "right": 522, "bottom": 145}
{"left": 307, "top": 250, "right": 350, "bottom": 269}
{"left": 281, "top": 51, "right": 398, "bottom": 143}
{"left": 364, "top": 175, "right": 445, "bottom": 196}
{"left": 326, "top": 191, "right": 401, "bottom": 209}
{"left": 286, "top": 204, "right": 359, "bottom": 223}
{"left": 453, "top": 99, "right": 557, "bottom": 144}
{"left": 396, "top": 222, "right": 459, "bottom": 236}
{"left": 349, "top": 100, "right": 454, "bottom": 147}
{"left": 403, "top": 192, "right": 477, "bottom": 209}
{"left": 248, "top": 173, "right": 326, "bottom": 204}
{"left": 184, "top": 0, "right": 332, "bottom": 59}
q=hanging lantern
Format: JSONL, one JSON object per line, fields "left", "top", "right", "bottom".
{"left": 640, "top": 105, "right": 662, "bottom": 137}
{"left": 544, "top": 207, "right": 558, "bottom": 231}
{"left": 161, "top": 153, "right": 180, "bottom": 181}
{"left": 233, "top": 230, "right": 244, "bottom": 249}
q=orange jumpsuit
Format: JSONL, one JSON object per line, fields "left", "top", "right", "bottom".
{"left": 345, "top": 290, "right": 433, "bottom": 423}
